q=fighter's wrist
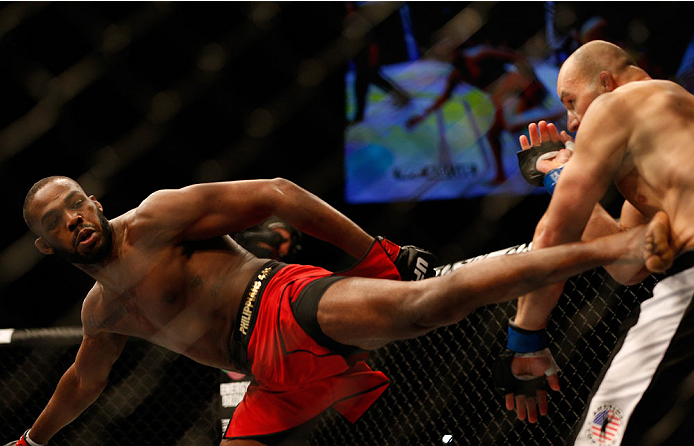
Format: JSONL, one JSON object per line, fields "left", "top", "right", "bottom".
{"left": 543, "top": 165, "right": 564, "bottom": 195}
{"left": 23, "top": 430, "right": 46, "bottom": 446}
{"left": 507, "top": 318, "right": 548, "bottom": 353}
{"left": 517, "top": 139, "right": 573, "bottom": 191}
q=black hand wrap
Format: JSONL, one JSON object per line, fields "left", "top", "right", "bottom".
{"left": 234, "top": 227, "right": 283, "bottom": 259}
{"left": 492, "top": 349, "right": 548, "bottom": 396}
{"left": 516, "top": 140, "right": 566, "bottom": 186}
{"left": 393, "top": 244, "right": 438, "bottom": 281}
{"left": 234, "top": 217, "right": 303, "bottom": 262}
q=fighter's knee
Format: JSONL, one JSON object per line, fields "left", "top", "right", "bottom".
{"left": 398, "top": 284, "right": 473, "bottom": 333}
{"left": 415, "top": 280, "right": 479, "bottom": 330}
{"left": 371, "top": 285, "right": 438, "bottom": 338}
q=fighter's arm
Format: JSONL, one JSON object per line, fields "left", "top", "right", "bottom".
{"left": 24, "top": 304, "right": 127, "bottom": 444}
{"left": 502, "top": 102, "right": 634, "bottom": 421}
{"left": 516, "top": 95, "right": 632, "bottom": 328}
{"left": 134, "top": 178, "right": 373, "bottom": 259}
{"left": 521, "top": 121, "right": 650, "bottom": 284}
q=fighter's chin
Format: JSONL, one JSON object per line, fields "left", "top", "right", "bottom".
{"left": 76, "top": 231, "right": 101, "bottom": 254}
{"left": 84, "top": 242, "right": 112, "bottom": 265}
{"left": 67, "top": 234, "right": 112, "bottom": 265}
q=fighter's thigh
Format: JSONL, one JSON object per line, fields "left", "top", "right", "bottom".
{"left": 317, "top": 276, "right": 429, "bottom": 349}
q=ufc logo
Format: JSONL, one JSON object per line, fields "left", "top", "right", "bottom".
{"left": 413, "top": 257, "right": 429, "bottom": 280}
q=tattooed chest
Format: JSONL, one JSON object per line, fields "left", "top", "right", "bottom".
{"left": 88, "top": 271, "right": 230, "bottom": 337}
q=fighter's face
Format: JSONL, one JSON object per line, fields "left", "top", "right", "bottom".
{"left": 557, "top": 63, "right": 602, "bottom": 133}
{"left": 28, "top": 179, "right": 113, "bottom": 265}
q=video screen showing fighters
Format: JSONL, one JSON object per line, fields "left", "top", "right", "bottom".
{"left": 343, "top": 4, "right": 567, "bottom": 204}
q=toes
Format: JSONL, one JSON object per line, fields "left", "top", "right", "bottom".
{"left": 645, "top": 212, "right": 674, "bottom": 273}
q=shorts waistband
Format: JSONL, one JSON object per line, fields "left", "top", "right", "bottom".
{"left": 229, "top": 260, "right": 286, "bottom": 374}
{"left": 665, "top": 250, "right": 694, "bottom": 278}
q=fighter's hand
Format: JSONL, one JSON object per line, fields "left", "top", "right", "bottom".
{"left": 377, "top": 237, "right": 437, "bottom": 281}
{"left": 519, "top": 121, "right": 573, "bottom": 173}
{"left": 493, "top": 349, "right": 560, "bottom": 423}
{"left": 507, "top": 350, "right": 560, "bottom": 423}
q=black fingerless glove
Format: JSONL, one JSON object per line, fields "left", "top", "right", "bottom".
{"left": 378, "top": 237, "right": 437, "bottom": 281}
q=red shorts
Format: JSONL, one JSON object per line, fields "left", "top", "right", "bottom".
{"left": 223, "top": 263, "right": 391, "bottom": 440}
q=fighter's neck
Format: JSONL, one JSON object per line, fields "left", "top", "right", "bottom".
{"left": 74, "top": 218, "right": 128, "bottom": 284}
{"left": 622, "top": 66, "right": 651, "bottom": 83}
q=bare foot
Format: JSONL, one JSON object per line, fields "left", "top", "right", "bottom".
{"left": 644, "top": 211, "right": 674, "bottom": 273}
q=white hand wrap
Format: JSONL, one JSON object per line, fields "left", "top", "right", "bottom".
{"left": 24, "top": 430, "right": 46, "bottom": 446}
{"left": 514, "top": 348, "right": 559, "bottom": 378}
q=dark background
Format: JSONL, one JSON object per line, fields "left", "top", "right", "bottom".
{"left": 1, "top": 1, "right": 691, "bottom": 329}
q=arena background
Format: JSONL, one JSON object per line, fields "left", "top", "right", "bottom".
{"left": 1, "top": 2, "right": 692, "bottom": 445}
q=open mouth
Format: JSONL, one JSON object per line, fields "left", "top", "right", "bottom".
{"left": 75, "top": 227, "right": 96, "bottom": 247}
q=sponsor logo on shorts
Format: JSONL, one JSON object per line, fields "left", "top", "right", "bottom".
{"left": 239, "top": 266, "right": 272, "bottom": 336}
{"left": 585, "top": 404, "right": 624, "bottom": 445}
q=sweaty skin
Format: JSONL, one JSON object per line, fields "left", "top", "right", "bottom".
{"left": 508, "top": 40, "right": 694, "bottom": 423}
{"left": 25, "top": 178, "right": 373, "bottom": 371}
{"left": 554, "top": 79, "right": 694, "bottom": 250}
{"left": 21, "top": 173, "right": 672, "bottom": 445}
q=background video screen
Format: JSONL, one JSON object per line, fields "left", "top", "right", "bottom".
{"left": 343, "top": 4, "right": 567, "bottom": 204}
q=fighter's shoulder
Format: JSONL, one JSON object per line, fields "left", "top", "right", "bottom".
{"left": 126, "top": 188, "right": 186, "bottom": 233}
{"left": 613, "top": 81, "right": 692, "bottom": 121}
{"left": 81, "top": 283, "right": 105, "bottom": 336}
{"left": 132, "top": 186, "right": 206, "bottom": 221}
{"left": 126, "top": 186, "right": 206, "bottom": 243}
{"left": 134, "top": 188, "right": 181, "bottom": 217}
{"left": 586, "top": 81, "right": 659, "bottom": 121}
{"left": 608, "top": 79, "right": 680, "bottom": 103}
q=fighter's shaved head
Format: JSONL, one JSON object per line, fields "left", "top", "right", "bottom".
{"left": 561, "top": 40, "right": 638, "bottom": 85}
{"left": 23, "top": 176, "right": 83, "bottom": 229}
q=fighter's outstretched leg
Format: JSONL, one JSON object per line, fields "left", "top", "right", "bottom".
{"left": 317, "top": 215, "right": 672, "bottom": 351}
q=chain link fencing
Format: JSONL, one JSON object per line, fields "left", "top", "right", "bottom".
{"left": 1, "top": 334, "right": 220, "bottom": 446}
{"left": 1, "top": 255, "right": 657, "bottom": 445}
{"left": 309, "top": 248, "right": 658, "bottom": 445}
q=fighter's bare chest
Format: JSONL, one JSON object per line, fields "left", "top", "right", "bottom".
{"left": 93, "top": 252, "right": 191, "bottom": 332}
{"left": 89, "top": 237, "right": 244, "bottom": 338}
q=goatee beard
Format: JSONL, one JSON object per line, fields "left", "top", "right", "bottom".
{"left": 56, "top": 209, "right": 114, "bottom": 265}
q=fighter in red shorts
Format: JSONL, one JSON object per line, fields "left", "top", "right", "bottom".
{"left": 7, "top": 176, "right": 671, "bottom": 446}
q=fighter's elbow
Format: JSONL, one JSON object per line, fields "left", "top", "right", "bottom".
{"left": 77, "top": 374, "right": 109, "bottom": 400}
{"left": 268, "top": 177, "right": 297, "bottom": 195}
{"left": 262, "top": 177, "right": 302, "bottom": 207}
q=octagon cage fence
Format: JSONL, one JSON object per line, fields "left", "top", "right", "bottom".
{"left": 1, "top": 244, "right": 660, "bottom": 445}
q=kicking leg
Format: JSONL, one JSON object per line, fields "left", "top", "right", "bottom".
{"left": 318, "top": 216, "right": 672, "bottom": 350}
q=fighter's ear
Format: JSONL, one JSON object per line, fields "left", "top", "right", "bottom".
{"left": 34, "top": 237, "right": 54, "bottom": 255}
{"left": 599, "top": 71, "right": 617, "bottom": 92}
{"left": 89, "top": 195, "right": 103, "bottom": 212}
